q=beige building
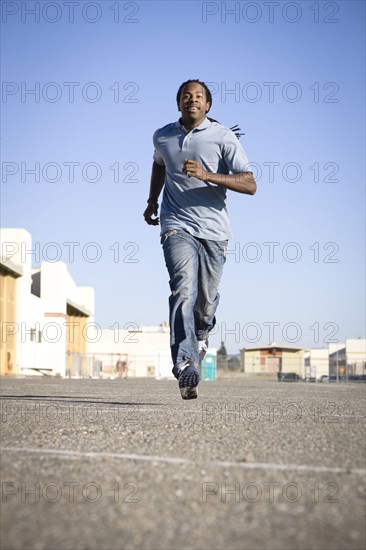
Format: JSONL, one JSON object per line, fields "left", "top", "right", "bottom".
{"left": 0, "top": 245, "right": 21, "bottom": 375}
{"left": 241, "top": 341, "right": 365, "bottom": 380}
{"left": 241, "top": 343, "right": 305, "bottom": 377}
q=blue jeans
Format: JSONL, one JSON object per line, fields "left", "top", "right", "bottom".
{"left": 161, "top": 228, "right": 228, "bottom": 368}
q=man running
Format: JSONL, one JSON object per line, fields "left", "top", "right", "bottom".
{"left": 143, "top": 79, "right": 256, "bottom": 399}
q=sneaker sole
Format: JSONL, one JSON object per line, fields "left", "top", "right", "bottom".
{"left": 179, "top": 366, "right": 199, "bottom": 400}
{"left": 180, "top": 386, "right": 198, "bottom": 400}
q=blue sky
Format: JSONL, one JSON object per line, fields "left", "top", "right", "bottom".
{"left": 1, "top": 0, "right": 365, "bottom": 353}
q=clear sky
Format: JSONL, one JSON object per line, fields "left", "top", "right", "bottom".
{"left": 1, "top": 0, "right": 365, "bottom": 353}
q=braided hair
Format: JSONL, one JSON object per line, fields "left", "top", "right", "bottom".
{"left": 176, "top": 79, "right": 245, "bottom": 140}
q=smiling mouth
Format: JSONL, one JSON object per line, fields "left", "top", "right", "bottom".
{"left": 187, "top": 106, "right": 199, "bottom": 112}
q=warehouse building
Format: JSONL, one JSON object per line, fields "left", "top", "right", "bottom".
{"left": 0, "top": 228, "right": 172, "bottom": 378}
{"left": 0, "top": 228, "right": 95, "bottom": 377}
{"left": 240, "top": 343, "right": 305, "bottom": 377}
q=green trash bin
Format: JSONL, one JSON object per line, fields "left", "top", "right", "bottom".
{"left": 201, "top": 349, "right": 217, "bottom": 381}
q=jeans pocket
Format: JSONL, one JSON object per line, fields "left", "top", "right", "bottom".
{"left": 217, "top": 240, "right": 228, "bottom": 264}
{"left": 218, "top": 240, "right": 228, "bottom": 257}
{"left": 160, "top": 229, "right": 178, "bottom": 245}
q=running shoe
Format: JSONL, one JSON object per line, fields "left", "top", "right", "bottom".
{"left": 178, "top": 361, "right": 199, "bottom": 400}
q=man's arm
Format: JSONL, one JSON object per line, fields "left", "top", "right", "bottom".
{"left": 143, "top": 161, "right": 166, "bottom": 226}
{"left": 183, "top": 160, "right": 256, "bottom": 195}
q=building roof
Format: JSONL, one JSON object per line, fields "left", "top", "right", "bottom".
{"left": 67, "top": 299, "right": 92, "bottom": 318}
{"left": 0, "top": 257, "right": 24, "bottom": 277}
{"left": 240, "top": 343, "right": 303, "bottom": 352}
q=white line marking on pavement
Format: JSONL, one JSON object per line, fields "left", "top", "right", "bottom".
{"left": 1, "top": 447, "right": 365, "bottom": 475}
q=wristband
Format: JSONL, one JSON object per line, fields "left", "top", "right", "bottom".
{"left": 147, "top": 197, "right": 158, "bottom": 204}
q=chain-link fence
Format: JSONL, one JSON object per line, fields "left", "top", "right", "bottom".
{"left": 65, "top": 352, "right": 157, "bottom": 379}
{"left": 65, "top": 352, "right": 102, "bottom": 378}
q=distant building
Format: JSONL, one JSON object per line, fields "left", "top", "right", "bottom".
{"left": 329, "top": 339, "right": 366, "bottom": 379}
{"left": 304, "top": 347, "right": 332, "bottom": 379}
{"left": 240, "top": 343, "right": 305, "bottom": 377}
{"left": 88, "top": 324, "right": 222, "bottom": 379}
{"left": 88, "top": 323, "right": 171, "bottom": 378}
{"left": 0, "top": 228, "right": 95, "bottom": 377}
{"left": 241, "top": 341, "right": 365, "bottom": 380}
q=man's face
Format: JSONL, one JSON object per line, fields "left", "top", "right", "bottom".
{"left": 178, "top": 82, "right": 210, "bottom": 125}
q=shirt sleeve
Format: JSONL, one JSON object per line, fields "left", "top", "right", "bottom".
{"left": 152, "top": 130, "right": 165, "bottom": 166}
{"left": 222, "top": 129, "right": 252, "bottom": 173}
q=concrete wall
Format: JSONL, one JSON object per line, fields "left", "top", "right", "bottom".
{"left": 242, "top": 350, "right": 262, "bottom": 374}
{"left": 282, "top": 350, "right": 305, "bottom": 376}
{"left": 305, "top": 348, "right": 329, "bottom": 378}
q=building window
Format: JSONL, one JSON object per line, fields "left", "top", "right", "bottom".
{"left": 30, "top": 328, "right": 42, "bottom": 343}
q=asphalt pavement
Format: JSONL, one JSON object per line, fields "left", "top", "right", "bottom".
{"left": 0, "top": 377, "right": 365, "bottom": 550}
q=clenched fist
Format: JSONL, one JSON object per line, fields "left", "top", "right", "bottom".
{"left": 183, "top": 159, "right": 208, "bottom": 181}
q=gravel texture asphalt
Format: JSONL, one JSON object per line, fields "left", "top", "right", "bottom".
{"left": 0, "top": 377, "right": 365, "bottom": 550}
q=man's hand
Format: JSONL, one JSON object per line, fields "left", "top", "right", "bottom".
{"left": 183, "top": 159, "right": 208, "bottom": 181}
{"left": 143, "top": 201, "right": 160, "bottom": 226}
{"left": 183, "top": 159, "right": 256, "bottom": 195}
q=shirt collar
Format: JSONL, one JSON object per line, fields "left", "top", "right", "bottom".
{"left": 175, "top": 117, "right": 211, "bottom": 132}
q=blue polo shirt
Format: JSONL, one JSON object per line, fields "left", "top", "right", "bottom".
{"left": 153, "top": 117, "right": 251, "bottom": 241}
